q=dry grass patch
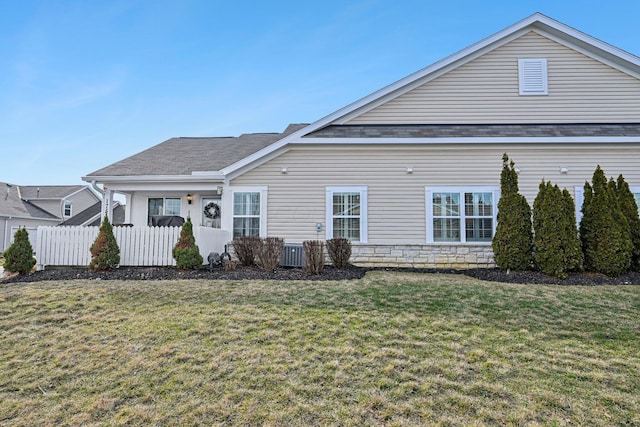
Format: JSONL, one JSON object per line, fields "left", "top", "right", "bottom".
{"left": 1, "top": 272, "right": 639, "bottom": 425}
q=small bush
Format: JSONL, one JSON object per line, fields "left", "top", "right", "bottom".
{"left": 532, "top": 181, "right": 582, "bottom": 278}
{"left": 232, "top": 236, "right": 260, "bottom": 266}
{"left": 254, "top": 237, "right": 284, "bottom": 272}
{"left": 615, "top": 175, "right": 640, "bottom": 271}
{"left": 327, "top": 238, "right": 351, "bottom": 269}
{"left": 492, "top": 153, "right": 533, "bottom": 271}
{"left": 223, "top": 260, "right": 239, "bottom": 271}
{"left": 303, "top": 240, "right": 325, "bottom": 274}
{"left": 172, "top": 218, "right": 203, "bottom": 270}
{"left": 580, "top": 166, "right": 632, "bottom": 276}
{"left": 89, "top": 216, "right": 120, "bottom": 271}
{"left": 4, "top": 227, "right": 36, "bottom": 274}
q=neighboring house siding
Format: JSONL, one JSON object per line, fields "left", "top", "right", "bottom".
{"left": 347, "top": 31, "right": 640, "bottom": 124}
{"left": 231, "top": 144, "right": 640, "bottom": 245}
{"left": 1, "top": 217, "right": 54, "bottom": 253}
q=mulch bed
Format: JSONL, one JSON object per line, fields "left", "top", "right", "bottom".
{"left": 2, "top": 265, "right": 640, "bottom": 285}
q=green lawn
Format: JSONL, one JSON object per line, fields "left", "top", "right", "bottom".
{"left": 1, "top": 272, "right": 639, "bottom": 426}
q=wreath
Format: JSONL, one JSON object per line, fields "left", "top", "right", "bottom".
{"left": 203, "top": 202, "right": 221, "bottom": 219}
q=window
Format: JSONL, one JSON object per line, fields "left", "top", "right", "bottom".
{"left": 148, "top": 197, "right": 181, "bottom": 225}
{"left": 326, "top": 186, "right": 368, "bottom": 242}
{"left": 233, "top": 192, "right": 261, "bottom": 237}
{"left": 63, "top": 200, "right": 72, "bottom": 217}
{"left": 519, "top": 58, "right": 548, "bottom": 95}
{"left": 426, "top": 187, "right": 498, "bottom": 243}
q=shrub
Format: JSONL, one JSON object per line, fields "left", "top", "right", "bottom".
{"left": 580, "top": 166, "right": 632, "bottom": 276}
{"left": 532, "top": 181, "right": 582, "bottom": 278}
{"left": 89, "top": 215, "right": 120, "bottom": 271}
{"left": 615, "top": 175, "right": 640, "bottom": 271}
{"left": 326, "top": 238, "right": 351, "bottom": 269}
{"left": 492, "top": 153, "right": 533, "bottom": 271}
{"left": 232, "top": 236, "right": 260, "bottom": 266}
{"left": 172, "top": 218, "right": 203, "bottom": 270}
{"left": 223, "top": 260, "right": 239, "bottom": 271}
{"left": 303, "top": 240, "right": 325, "bottom": 274}
{"left": 4, "top": 227, "right": 36, "bottom": 274}
{"left": 254, "top": 237, "right": 284, "bottom": 272}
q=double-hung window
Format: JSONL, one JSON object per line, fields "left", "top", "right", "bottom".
{"left": 232, "top": 190, "right": 265, "bottom": 237}
{"left": 426, "top": 186, "right": 498, "bottom": 243}
{"left": 326, "top": 186, "right": 368, "bottom": 242}
{"left": 63, "top": 200, "right": 72, "bottom": 217}
{"left": 148, "top": 197, "right": 181, "bottom": 225}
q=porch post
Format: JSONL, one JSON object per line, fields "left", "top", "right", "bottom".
{"left": 103, "top": 188, "right": 114, "bottom": 223}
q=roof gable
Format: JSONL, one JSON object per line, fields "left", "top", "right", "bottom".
{"left": 220, "top": 13, "right": 640, "bottom": 177}
{"left": 345, "top": 31, "right": 640, "bottom": 124}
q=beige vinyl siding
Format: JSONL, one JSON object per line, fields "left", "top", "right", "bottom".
{"left": 348, "top": 31, "right": 640, "bottom": 124}
{"left": 231, "top": 144, "right": 640, "bottom": 244}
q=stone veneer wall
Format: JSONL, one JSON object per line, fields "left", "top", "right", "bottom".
{"left": 351, "top": 244, "right": 495, "bottom": 269}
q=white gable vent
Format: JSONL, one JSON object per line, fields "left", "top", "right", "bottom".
{"left": 518, "top": 58, "right": 548, "bottom": 95}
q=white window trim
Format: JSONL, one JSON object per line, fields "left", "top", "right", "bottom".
{"left": 574, "top": 186, "right": 584, "bottom": 224}
{"left": 228, "top": 186, "right": 268, "bottom": 238}
{"left": 518, "top": 58, "right": 548, "bottom": 95}
{"left": 63, "top": 200, "right": 72, "bottom": 217}
{"left": 425, "top": 186, "right": 499, "bottom": 244}
{"left": 326, "top": 186, "right": 368, "bottom": 243}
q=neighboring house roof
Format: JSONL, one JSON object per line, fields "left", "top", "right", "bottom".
{"left": 59, "top": 202, "right": 125, "bottom": 226}
{"left": 305, "top": 124, "right": 640, "bottom": 139}
{"left": 0, "top": 182, "right": 60, "bottom": 220}
{"left": 19, "top": 185, "right": 88, "bottom": 200}
{"left": 85, "top": 124, "right": 307, "bottom": 177}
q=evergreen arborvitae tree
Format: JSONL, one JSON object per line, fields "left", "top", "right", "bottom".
{"left": 532, "top": 181, "right": 582, "bottom": 278}
{"left": 492, "top": 153, "right": 533, "bottom": 271}
{"left": 3, "top": 227, "right": 36, "bottom": 274}
{"left": 580, "top": 166, "right": 632, "bottom": 276}
{"left": 615, "top": 175, "right": 640, "bottom": 271}
{"left": 172, "top": 218, "right": 203, "bottom": 269}
{"left": 89, "top": 215, "right": 120, "bottom": 271}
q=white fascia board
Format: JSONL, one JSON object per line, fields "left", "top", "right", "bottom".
{"left": 533, "top": 27, "right": 640, "bottom": 79}
{"left": 0, "top": 214, "right": 60, "bottom": 222}
{"left": 82, "top": 173, "right": 225, "bottom": 184}
{"left": 296, "top": 137, "right": 640, "bottom": 145}
{"left": 66, "top": 186, "right": 101, "bottom": 202}
{"left": 530, "top": 17, "right": 640, "bottom": 77}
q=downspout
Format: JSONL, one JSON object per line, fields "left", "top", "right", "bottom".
{"left": 91, "top": 180, "right": 107, "bottom": 222}
{"left": 91, "top": 180, "right": 104, "bottom": 195}
{"left": 3, "top": 216, "right": 11, "bottom": 253}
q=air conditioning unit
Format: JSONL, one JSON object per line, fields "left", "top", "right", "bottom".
{"left": 280, "top": 243, "right": 304, "bottom": 267}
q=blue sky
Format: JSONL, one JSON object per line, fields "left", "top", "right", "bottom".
{"left": 2, "top": 0, "right": 640, "bottom": 187}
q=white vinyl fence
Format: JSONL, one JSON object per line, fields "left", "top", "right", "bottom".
{"left": 35, "top": 226, "right": 232, "bottom": 270}
{"left": 36, "top": 226, "right": 181, "bottom": 269}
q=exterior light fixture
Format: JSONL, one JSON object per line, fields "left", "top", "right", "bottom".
{"left": 187, "top": 194, "right": 193, "bottom": 204}
{"left": 406, "top": 167, "right": 413, "bottom": 174}
{"left": 560, "top": 167, "right": 569, "bottom": 174}
{"left": 216, "top": 186, "right": 223, "bottom": 195}
{"left": 281, "top": 167, "right": 288, "bottom": 174}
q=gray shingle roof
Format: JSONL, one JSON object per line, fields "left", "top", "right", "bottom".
{"left": 305, "top": 124, "right": 640, "bottom": 138}
{"left": 0, "top": 183, "right": 60, "bottom": 220}
{"left": 59, "top": 202, "right": 125, "bottom": 226}
{"left": 87, "top": 124, "right": 308, "bottom": 177}
{"left": 20, "top": 185, "right": 86, "bottom": 199}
